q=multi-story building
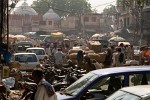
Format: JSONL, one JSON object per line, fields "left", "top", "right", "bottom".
{"left": 10, "top": 1, "right": 113, "bottom": 35}
{"left": 10, "top": 1, "right": 60, "bottom": 34}
{"left": 115, "top": 0, "right": 150, "bottom": 44}
{"left": 61, "top": 14, "right": 113, "bottom": 34}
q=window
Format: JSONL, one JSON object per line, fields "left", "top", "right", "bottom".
{"left": 129, "top": 73, "right": 150, "bottom": 86}
{"left": 92, "top": 17, "right": 96, "bottom": 22}
{"left": 86, "top": 75, "right": 124, "bottom": 98}
{"left": 49, "top": 21, "right": 52, "bottom": 25}
{"left": 15, "top": 54, "right": 37, "bottom": 63}
{"left": 33, "top": 21, "right": 39, "bottom": 25}
{"left": 124, "top": 18, "right": 126, "bottom": 27}
{"left": 84, "top": 17, "right": 89, "bottom": 22}
{"left": 40, "top": 21, "right": 46, "bottom": 25}
{"left": 106, "top": 90, "right": 141, "bottom": 100}
{"left": 127, "top": 17, "right": 130, "bottom": 26}
{"left": 27, "top": 49, "right": 45, "bottom": 55}
{"left": 63, "top": 73, "right": 98, "bottom": 96}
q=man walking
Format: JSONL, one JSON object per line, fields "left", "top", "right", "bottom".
{"left": 32, "top": 68, "right": 57, "bottom": 100}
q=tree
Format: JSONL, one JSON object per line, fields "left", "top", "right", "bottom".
{"left": 32, "top": 0, "right": 93, "bottom": 17}
{"left": 103, "top": 5, "right": 117, "bottom": 15}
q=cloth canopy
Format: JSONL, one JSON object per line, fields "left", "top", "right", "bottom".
{"left": 109, "top": 36, "right": 126, "bottom": 42}
{"left": 14, "top": 35, "right": 27, "bottom": 40}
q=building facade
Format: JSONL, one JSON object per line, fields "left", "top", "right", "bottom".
{"left": 10, "top": 1, "right": 113, "bottom": 35}
{"left": 10, "top": 1, "right": 60, "bottom": 34}
{"left": 115, "top": 0, "right": 150, "bottom": 44}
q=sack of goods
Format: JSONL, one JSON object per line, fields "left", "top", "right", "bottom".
{"left": 98, "top": 52, "right": 106, "bottom": 63}
{"left": 68, "top": 49, "right": 83, "bottom": 54}
{"left": 69, "top": 53, "right": 77, "bottom": 59}
{"left": 88, "top": 41, "right": 102, "bottom": 53}
{"left": 125, "top": 60, "right": 139, "bottom": 66}
{"left": 84, "top": 50, "right": 95, "bottom": 54}
{"left": 88, "top": 53, "right": 101, "bottom": 63}
{"left": 69, "top": 53, "right": 78, "bottom": 64}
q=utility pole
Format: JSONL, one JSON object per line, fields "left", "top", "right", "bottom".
{"left": 0, "top": 0, "right": 4, "bottom": 44}
{"left": 139, "top": 6, "right": 143, "bottom": 47}
{"left": 82, "top": 1, "right": 85, "bottom": 36}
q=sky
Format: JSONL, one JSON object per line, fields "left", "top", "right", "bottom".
{"left": 88, "top": 0, "right": 116, "bottom": 13}
{"left": 16, "top": 0, "right": 116, "bottom": 13}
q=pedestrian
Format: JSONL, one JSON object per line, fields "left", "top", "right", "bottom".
{"left": 112, "top": 47, "right": 125, "bottom": 67}
{"left": 83, "top": 55, "right": 96, "bottom": 73}
{"left": 52, "top": 46, "right": 58, "bottom": 56}
{"left": 45, "top": 44, "right": 52, "bottom": 56}
{"left": 32, "top": 68, "right": 57, "bottom": 100}
{"left": 103, "top": 47, "right": 113, "bottom": 68}
{"left": 54, "top": 48, "right": 64, "bottom": 66}
{"left": 139, "top": 46, "right": 145, "bottom": 65}
{"left": 76, "top": 50, "right": 84, "bottom": 68}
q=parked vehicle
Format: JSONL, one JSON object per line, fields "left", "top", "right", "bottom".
{"left": 26, "top": 47, "right": 48, "bottom": 60}
{"left": 106, "top": 85, "right": 150, "bottom": 100}
{"left": 12, "top": 53, "right": 40, "bottom": 71}
{"left": 57, "top": 66, "right": 150, "bottom": 100}
{"left": 15, "top": 41, "right": 33, "bottom": 53}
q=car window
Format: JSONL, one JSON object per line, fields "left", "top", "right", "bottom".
{"left": 27, "top": 49, "right": 45, "bottom": 55}
{"left": 87, "top": 75, "right": 124, "bottom": 97}
{"left": 129, "top": 73, "right": 150, "bottom": 86}
{"left": 15, "top": 54, "right": 38, "bottom": 62}
{"left": 17, "top": 43, "right": 33, "bottom": 51}
{"left": 63, "top": 73, "right": 98, "bottom": 96}
{"left": 106, "top": 90, "right": 141, "bottom": 100}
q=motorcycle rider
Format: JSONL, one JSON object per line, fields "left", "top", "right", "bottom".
{"left": 32, "top": 68, "right": 57, "bottom": 100}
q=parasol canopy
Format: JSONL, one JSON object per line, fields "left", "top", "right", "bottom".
{"left": 51, "top": 32, "right": 63, "bottom": 37}
{"left": 5, "top": 34, "right": 14, "bottom": 39}
{"left": 14, "top": 35, "right": 27, "bottom": 40}
{"left": 50, "top": 32, "right": 64, "bottom": 41}
{"left": 109, "top": 36, "right": 126, "bottom": 42}
{"left": 91, "top": 33, "right": 105, "bottom": 38}
{"left": 118, "top": 42, "right": 130, "bottom": 46}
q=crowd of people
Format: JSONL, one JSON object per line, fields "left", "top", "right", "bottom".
{"left": 0, "top": 34, "right": 150, "bottom": 100}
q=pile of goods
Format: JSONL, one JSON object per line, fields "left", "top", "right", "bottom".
{"left": 88, "top": 41, "right": 102, "bottom": 53}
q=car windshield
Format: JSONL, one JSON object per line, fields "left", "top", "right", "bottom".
{"left": 15, "top": 54, "right": 38, "bottom": 63}
{"left": 63, "top": 73, "right": 98, "bottom": 96}
{"left": 27, "top": 49, "right": 45, "bottom": 55}
{"left": 106, "top": 90, "right": 141, "bottom": 100}
{"left": 17, "top": 43, "right": 33, "bottom": 51}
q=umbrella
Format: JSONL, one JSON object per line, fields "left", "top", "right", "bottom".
{"left": 91, "top": 33, "right": 106, "bottom": 40}
{"left": 14, "top": 35, "right": 27, "bottom": 40}
{"left": 109, "top": 36, "right": 126, "bottom": 42}
{"left": 4, "top": 34, "right": 14, "bottom": 39}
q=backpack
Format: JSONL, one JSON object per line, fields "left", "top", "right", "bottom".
{"left": 119, "top": 53, "right": 124, "bottom": 63}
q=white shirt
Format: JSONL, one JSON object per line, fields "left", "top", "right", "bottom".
{"left": 52, "top": 48, "right": 58, "bottom": 55}
{"left": 34, "top": 79, "right": 57, "bottom": 100}
{"left": 54, "top": 51, "right": 64, "bottom": 65}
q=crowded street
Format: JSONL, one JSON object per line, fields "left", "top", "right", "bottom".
{"left": 0, "top": 0, "right": 150, "bottom": 100}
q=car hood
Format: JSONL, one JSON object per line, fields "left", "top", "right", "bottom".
{"left": 56, "top": 92, "right": 74, "bottom": 100}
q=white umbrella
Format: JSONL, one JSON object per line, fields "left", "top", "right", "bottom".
{"left": 91, "top": 33, "right": 106, "bottom": 40}
{"left": 14, "top": 35, "right": 27, "bottom": 40}
{"left": 109, "top": 36, "right": 126, "bottom": 42}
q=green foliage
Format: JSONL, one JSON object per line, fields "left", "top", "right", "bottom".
{"left": 32, "top": 0, "right": 93, "bottom": 17}
{"left": 103, "top": 5, "right": 117, "bottom": 15}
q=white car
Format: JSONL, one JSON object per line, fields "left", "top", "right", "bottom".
{"left": 26, "top": 47, "right": 48, "bottom": 60}
{"left": 12, "top": 53, "right": 40, "bottom": 71}
{"left": 106, "top": 85, "right": 150, "bottom": 100}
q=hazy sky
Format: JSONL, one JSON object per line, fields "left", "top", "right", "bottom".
{"left": 16, "top": 0, "right": 116, "bottom": 13}
{"left": 88, "top": 0, "right": 116, "bottom": 13}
